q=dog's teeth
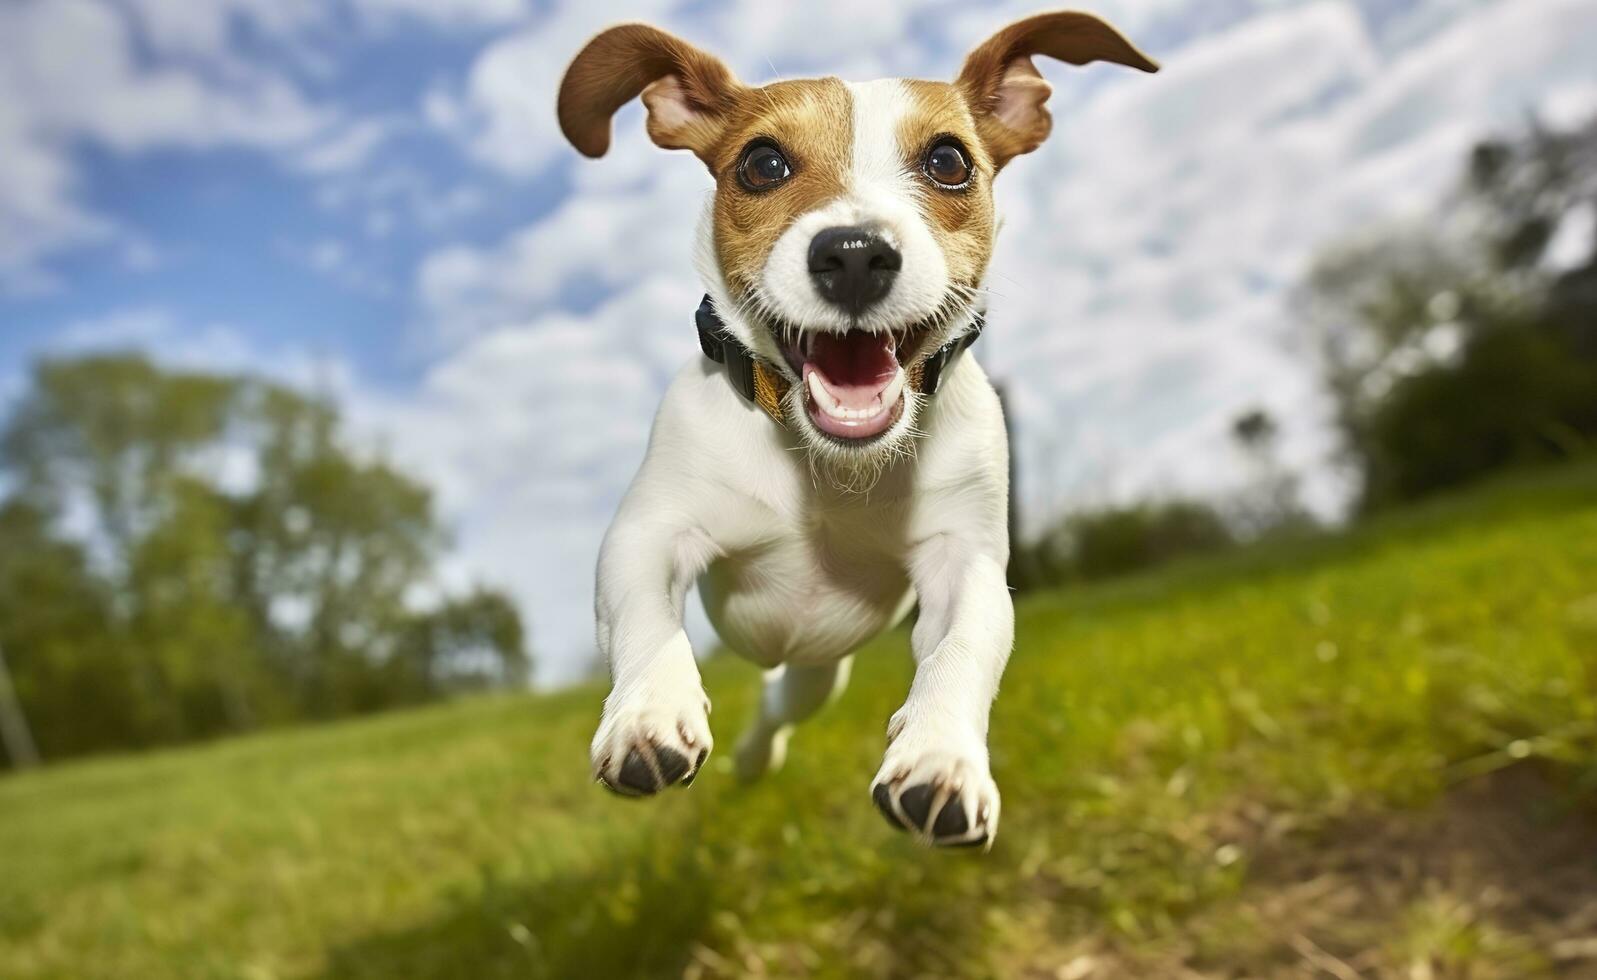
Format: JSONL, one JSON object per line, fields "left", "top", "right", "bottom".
{"left": 806, "top": 370, "right": 838, "bottom": 414}
{"left": 806, "top": 368, "right": 907, "bottom": 423}
{"left": 879, "top": 369, "right": 906, "bottom": 411}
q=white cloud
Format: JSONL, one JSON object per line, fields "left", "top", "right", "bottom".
{"left": 306, "top": 240, "right": 349, "bottom": 274}
{"left": 0, "top": 0, "right": 532, "bottom": 293}
{"left": 423, "top": 0, "right": 675, "bottom": 176}
{"left": 347, "top": 277, "right": 705, "bottom": 684}
{"left": 120, "top": 0, "right": 528, "bottom": 58}
{"left": 350, "top": 0, "right": 527, "bottom": 27}
{"left": 980, "top": 0, "right": 1597, "bottom": 525}
{"left": 418, "top": 135, "right": 709, "bottom": 341}
{"left": 116, "top": 0, "right": 321, "bottom": 59}
{"left": 279, "top": 237, "right": 395, "bottom": 296}
{"left": 296, "top": 117, "right": 399, "bottom": 175}
{"left": 0, "top": 0, "right": 334, "bottom": 291}
{"left": 314, "top": 165, "right": 490, "bottom": 242}
{"left": 46, "top": 307, "right": 353, "bottom": 390}
{"left": 54, "top": 307, "right": 184, "bottom": 350}
{"left": 0, "top": 97, "right": 110, "bottom": 294}
{"left": 6, "top": 2, "right": 329, "bottom": 153}
{"left": 1546, "top": 202, "right": 1595, "bottom": 274}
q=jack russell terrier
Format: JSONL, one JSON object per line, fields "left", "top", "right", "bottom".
{"left": 557, "top": 10, "right": 1157, "bottom": 848}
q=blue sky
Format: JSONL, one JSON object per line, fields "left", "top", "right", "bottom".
{"left": 1, "top": 0, "right": 560, "bottom": 386}
{"left": 3, "top": 0, "right": 1595, "bottom": 683}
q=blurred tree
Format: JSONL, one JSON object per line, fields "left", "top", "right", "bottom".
{"left": 1231, "top": 408, "right": 1278, "bottom": 450}
{"left": 2, "top": 356, "right": 235, "bottom": 568}
{"left": 393, "top": 589, "right": 531, "bottom": 701}
{"left": 1022, "top": 499, "right": 1236, "bottom": 587}
{"left": 0, "top": 500, "right": 118, "bottom": 759}
{"left": 0, "top": 641, "right": 40, "bottom": 769}
{"left": 1065, "top": 501, "right": 1235, "bottom": 580}
{"left": 0, "top": 354, "right": 531, "bottom": 766}
{"left": 1305, "top": 114, "right": 1597, "bottom": 510}
{"left": 227, "top": 387, "right": 442, "bottom": 718}
{"left": 1228, "top": 408, "right": 1316, "bottom": 539}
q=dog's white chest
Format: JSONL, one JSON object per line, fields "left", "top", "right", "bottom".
{"left": 603, "top": 358, "right": 1006, "bottom": 675}
{"left": 697, "top": 497, "right": 917, "bottom": 668}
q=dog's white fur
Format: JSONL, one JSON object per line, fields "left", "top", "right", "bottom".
{"left": 754, "top": 82, "right": 954, "bottom": 338}
{"left": 562, "top": 11, "right": 1158, "bottom": 848}
{"left": 593, "top": 321, "right": 1010, "bottom": 845}
{"left": 593, "top": 79, "right": 1009, "bottom": 847}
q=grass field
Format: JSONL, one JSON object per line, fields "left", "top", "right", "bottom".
{"left": 3, "top": 467, "right": 1596, "bottom": 979}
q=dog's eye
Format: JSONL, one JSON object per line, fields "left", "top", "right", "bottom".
{"left": 738, "top": 142, "right": 792, "bottom": 191}
{"left": 924, "top": 140, "right": 971, "bottom": 188}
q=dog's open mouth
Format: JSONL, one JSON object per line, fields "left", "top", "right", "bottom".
{"left": 779, "top": 328, "right": 923, "bottom": 440}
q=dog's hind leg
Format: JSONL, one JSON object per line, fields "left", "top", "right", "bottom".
{"left": 733, "top": 658, "right": 851, "bottom": 782}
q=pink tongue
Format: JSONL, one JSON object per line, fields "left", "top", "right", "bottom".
{"left": 806, "top": 331, "right": 897, "bottom": 410}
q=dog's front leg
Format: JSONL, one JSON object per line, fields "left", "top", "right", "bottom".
{"left": 872, "top": 536, "right": 1013, "bottom": 847}
{"left": 590, "top": 507, "right": 717, "bottom": 797}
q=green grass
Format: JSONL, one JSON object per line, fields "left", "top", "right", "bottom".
{"left": 3, "top": 467, "right": 1596, "bottom": 979}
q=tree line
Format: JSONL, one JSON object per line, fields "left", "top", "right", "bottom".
{"left": 0, "top": 356, "right": 529, "bottom": 769}
{"left": 1307, "top": 112, "right": 1597, "bottom": 510}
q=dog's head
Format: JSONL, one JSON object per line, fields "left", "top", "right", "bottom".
{"left": 558, "top": 12, "right": 1156, "bottom": 481}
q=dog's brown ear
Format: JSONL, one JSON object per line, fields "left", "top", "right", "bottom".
{"left": 558, "top": 23, "right": 742, "bottom": 164}
{"left": 956, "top": 11, "right": 1158, "bottom": 169}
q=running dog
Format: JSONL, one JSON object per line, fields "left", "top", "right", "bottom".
{"left": 557, "top": 10, "right": 1157, "bottom": 847}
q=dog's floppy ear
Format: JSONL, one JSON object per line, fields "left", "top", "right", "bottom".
{"left": 956, "top": 10, "right": 1158, "bottom": 169}
{"left": 558, "top": 23, "right": 743, "bottom": 164}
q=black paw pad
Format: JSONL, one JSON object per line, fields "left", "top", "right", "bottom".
{"left": 654, "top": 745, "right": 691, "bottom": 784}
{"left": 932, "top": 797, "right": 969, "bottom": 838}
{"left": 613, "top": 747, "right": 662, "bottom": 795}
{"left": 898, "top": 783, "right": 936, "bottom": 831}
{"left": 872, "top": 781, "right": 984, "bottom": 845}
{"left": 872, "top": 782, "right": 905, "bottom": 830}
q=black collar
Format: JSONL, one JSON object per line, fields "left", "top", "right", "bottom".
{"left": 694, "top": 294, "right": 984, "bottom": 422}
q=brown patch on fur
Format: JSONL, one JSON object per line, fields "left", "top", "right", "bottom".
{"left": 954, "top": 11, "right": 1158, "bottom": 170}
{"left": 557, "top": 24, "right": 743, "bottom": 163}
{"left": 899, "top": 80, "right": 996, "bottom": 294}
{"left": 559, "top": 32, "right": 855, "bottom": 308}
{"left": 709, "top": 79, "right": 852, "bottom": 299}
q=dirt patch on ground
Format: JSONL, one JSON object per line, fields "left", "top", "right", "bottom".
{"left": 1023, "top": 764, "right": 1597, "bottom": 979}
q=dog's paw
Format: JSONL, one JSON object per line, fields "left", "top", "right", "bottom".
{"left": 591, "top": 688, "right": 712, "bottom": 798}
{"left": 869, "top": 723, "right": 999, "bottom": 849}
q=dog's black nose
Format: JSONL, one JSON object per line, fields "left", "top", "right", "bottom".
{"left": 808, "top": 226, "right": 901, "bottom": 315}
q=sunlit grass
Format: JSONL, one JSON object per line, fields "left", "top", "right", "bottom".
{"left": 2, "top": 466, "right": 1595, "bottom": 978}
